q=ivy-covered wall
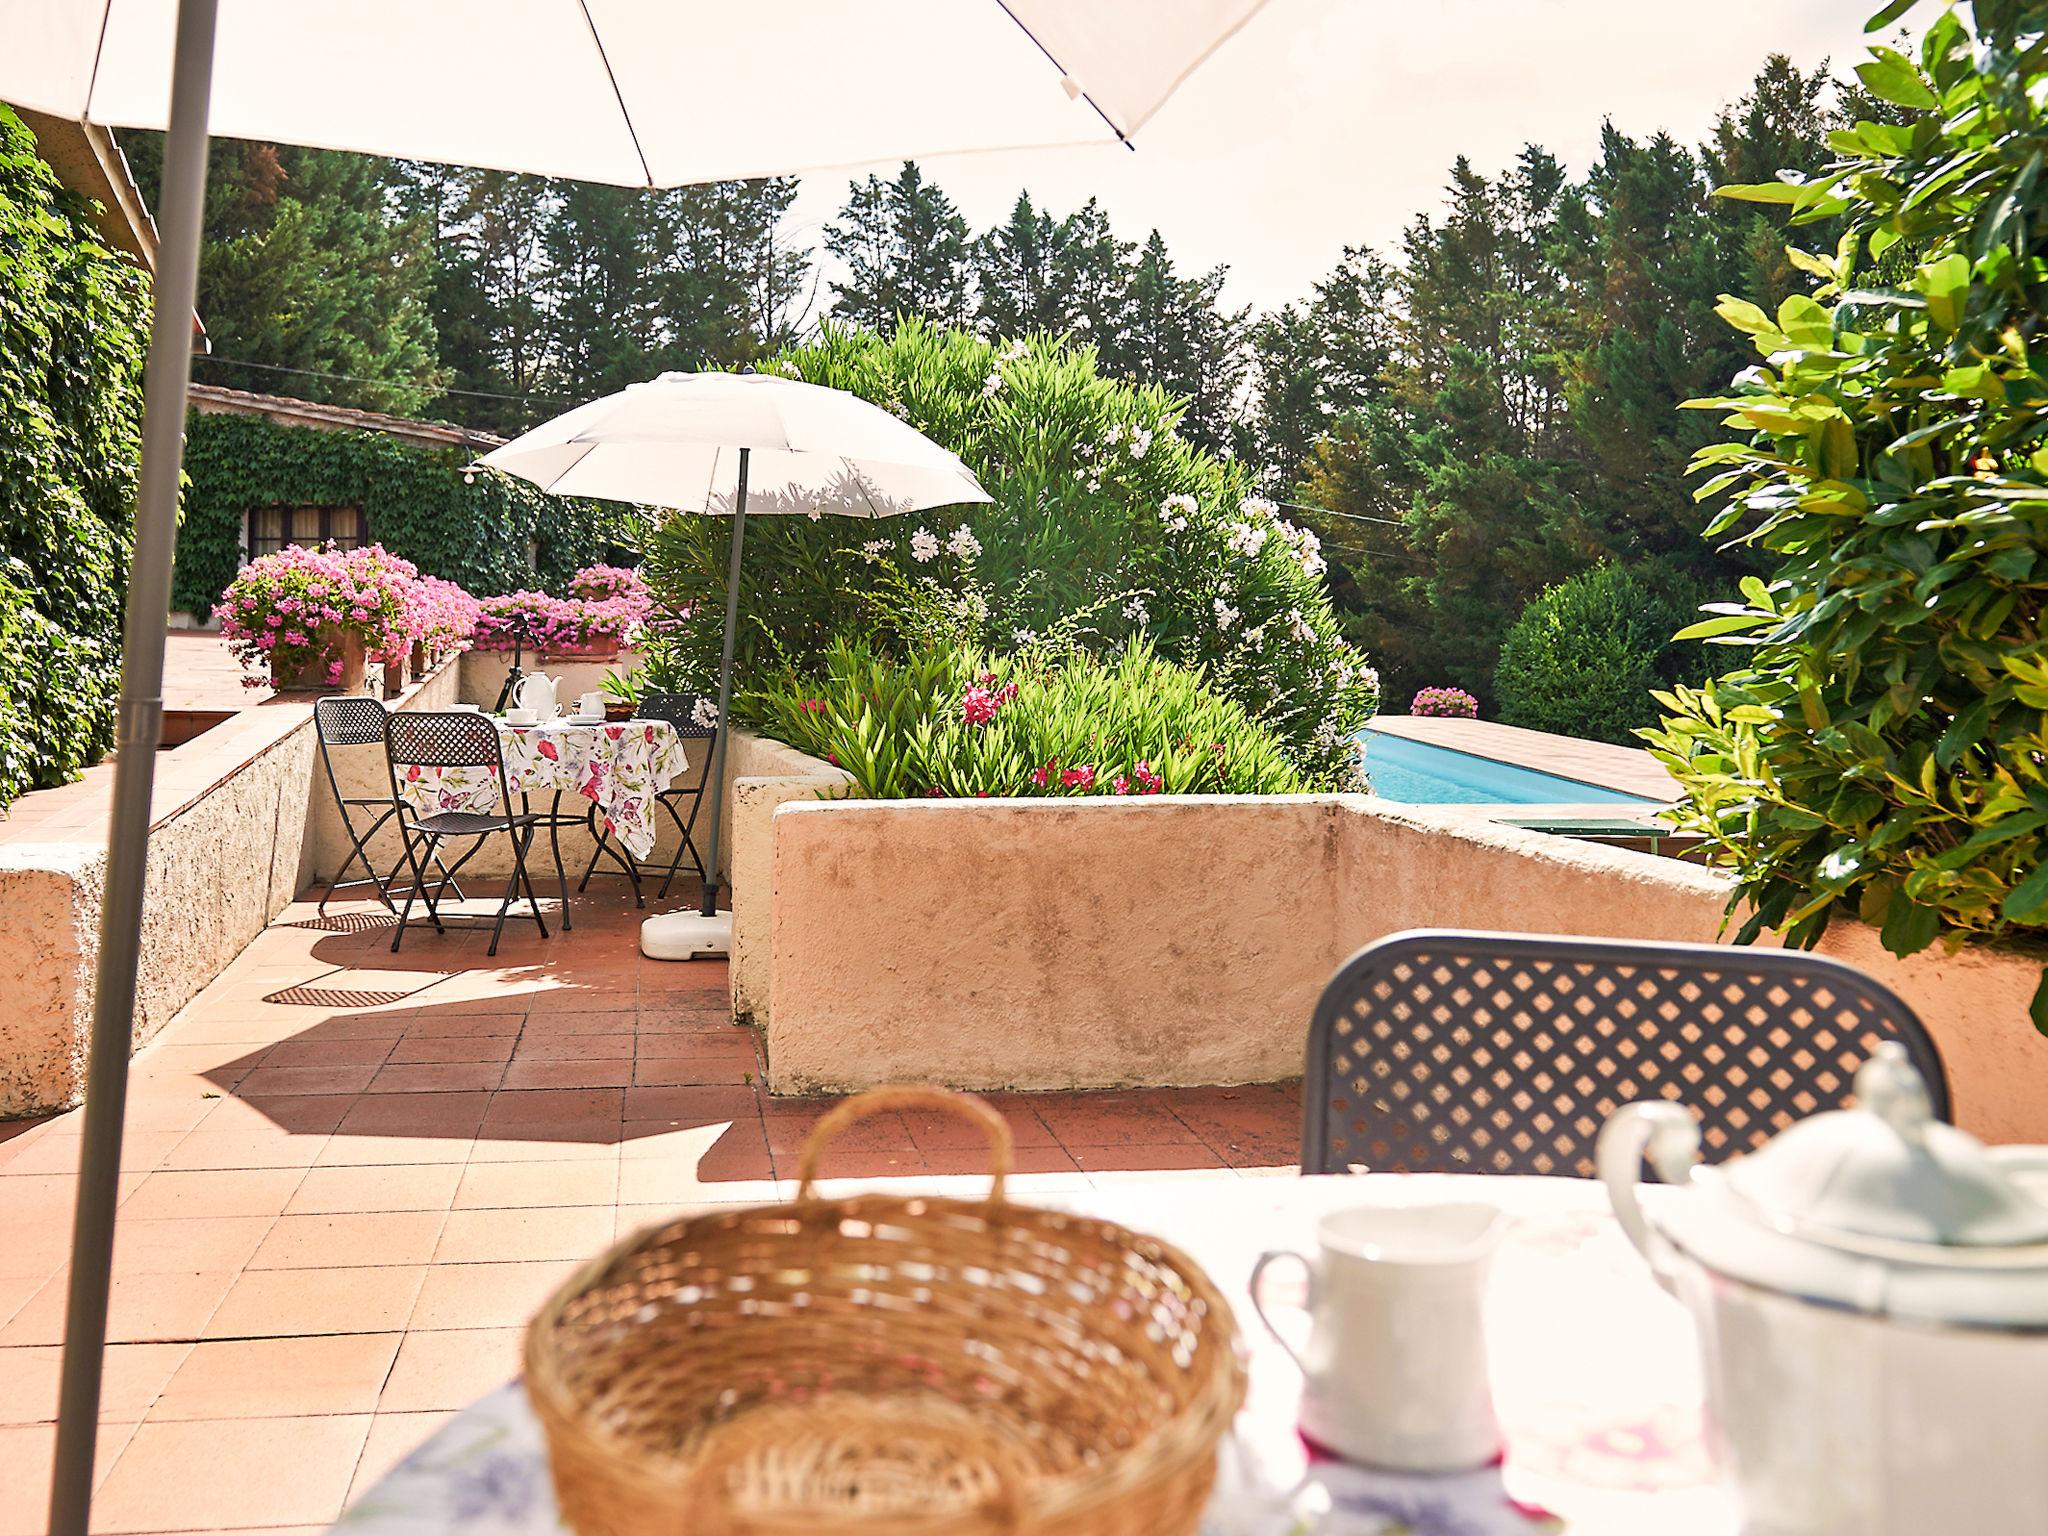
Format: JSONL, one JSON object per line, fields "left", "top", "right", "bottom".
{"left": 0, "top": 106, "right": 150, "bottom": 812}
{"left": 172, "top": 410, "right": 627, "bottom": 617}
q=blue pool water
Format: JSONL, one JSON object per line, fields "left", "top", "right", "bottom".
{"left": 1360, "top": 728, "right": 1656, "bottom": 807}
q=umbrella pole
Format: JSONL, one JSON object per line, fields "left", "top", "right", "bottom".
{"left": 697, "top": 447, "right": 749, "bottom": 918}
{"left": 47, "top": 1, "right": 219, "bottom": 1530}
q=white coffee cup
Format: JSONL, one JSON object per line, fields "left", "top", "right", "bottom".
{"left": 504, "top": 708, "right": 538, "bottom": 726}
{"left": 577, "top": 691, "right": 605, "bottom": 719}
{"left": 1250, "top": 1202, "right": 1507, "bottom": 1471}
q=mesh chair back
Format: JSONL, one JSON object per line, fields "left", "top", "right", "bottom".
{"left": 386, "top": 711, "right": 505, "bottom": 770}
{"left": 637, "top": 690, "right": 718, "bottom": 741}
{"left": 315, "top": 695, "right": 388, "bottom": 746}
{"left": 1303, "top": 929, "right": 1951, "bottom": 1178}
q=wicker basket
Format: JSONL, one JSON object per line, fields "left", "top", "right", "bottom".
{"left": 526, "top": 1086, "right": 1246, "bottom": 1536}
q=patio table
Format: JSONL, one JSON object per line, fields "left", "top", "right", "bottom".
{"left": 394, "top": 717, "right": 688, "bottom": 863}
{"left": 332, "top": 1174, "right": 1734, "bottom": 1536}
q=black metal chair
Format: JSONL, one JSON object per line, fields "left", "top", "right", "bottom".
{"left": 1302, "top": 929, "right": 1951, "bottom": 1178}
{"left": 313, "top": 696, "right": 465, "bottom": 913}
{"left": 578, "top": 690, "right": 718, "bottom": 905}
{"left": 384, "top": 711, "right": 549, "bottom": 957}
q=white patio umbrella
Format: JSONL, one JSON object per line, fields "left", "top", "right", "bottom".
{"left": 478, "top": 371, "right": 992, "bottom": 953}
{"left": 0, "top": 4, "right": 1268, "bottom": 1531}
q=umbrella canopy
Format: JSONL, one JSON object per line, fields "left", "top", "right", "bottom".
{"left": 479, "top": 371, "right": 992, "bottom": 516}
{"left": 6, "top": 4, "right": 1265, "bottom": 1532}
{"left": 1, "top": 0, "right": 1270, "bottom": 184}
{"left": 482, "top": 371, "right": 991, "bottom": 925}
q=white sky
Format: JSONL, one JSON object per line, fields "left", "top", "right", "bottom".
{"left": 784, "top": 0, "right": 1879, "bottom": 315}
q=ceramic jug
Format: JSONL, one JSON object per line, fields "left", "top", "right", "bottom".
{"left": 513, "top": 672, "right": 562, "bottom": 718}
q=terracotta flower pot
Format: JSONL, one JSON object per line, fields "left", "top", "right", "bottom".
{"left": 545, "top": 638, "right": 621, "bottom": 661}
{"left": 410, "top": 641, "right": 429, "bottom": 673}
{"left": 272, "top": 631, "right": 367, "bottom": 693}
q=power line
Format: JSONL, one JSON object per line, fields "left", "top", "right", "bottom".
{"left": 1273, "top": 497, "right": 1407, "bottom": 530}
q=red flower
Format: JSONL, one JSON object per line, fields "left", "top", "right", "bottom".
{"left": 537, "top": 739, "right": 559, "bottom": 761}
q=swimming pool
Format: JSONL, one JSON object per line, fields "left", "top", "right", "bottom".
{"left": 1359, "top": 728, "right": 1658, "bottom": 807}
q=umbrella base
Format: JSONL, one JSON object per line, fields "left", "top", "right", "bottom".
{"left": 641, "top": 909, "right": 733, "bottom": 961}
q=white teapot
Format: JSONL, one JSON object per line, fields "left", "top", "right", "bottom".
{"left": 513, "top": 672, "right": 562, "bottom": 718}
{"left": 1597, "top": 1044, "right": 2048, "bottom": 1535}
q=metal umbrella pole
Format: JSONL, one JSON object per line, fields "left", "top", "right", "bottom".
{"left": 694, "top": 446, "right": 749, "bottom": 918}
{"left": 48, "top": 0, "right": 218, "bottom": 1530}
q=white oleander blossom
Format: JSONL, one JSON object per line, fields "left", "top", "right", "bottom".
{"left": 909, "top": 528, "right": 940, "bottom": 563}
{"left": 1224, "top": 521, "right": 1268, "bottom": 558}
{"left": 1239, "top": 495, "right": 1278, "bottom": 521}
{"left": 1287, "top": 607, "right": 1315, "bottom": 644}
{"left": 946, "top": 524, "right": 982, "bottom": 560}
{"left": 1128, "top": 426, "right": 1154, "bottom": 460}
{"left": 981, "top": 371, "right": 1004, "bottom": 399}
{"left": 691, "top": 698, "right": 721, "bottom": 729}
{"left": 998, "top": 338, "right": 1029, "bottom": 364}
{"left": 1122, "top": 595, "right": 1149, "bottom": 625}
{"left": 1275, "top": 519, "right": 1326, "bottom": 579}
{"left": 805, "top": 508, "right": 823, "bottom": 521}
{"left": 1012, "top": 627, "right": 1038, "bottom": 647}
{"left": 860, "top": 539, "right": 892, "bottom": 557}
{"left": 956, "top": 590, "right": 990, "bottom": 623}
{"left": 1158, "top": 493, "right": 1197, "bottom": 533}
{"left": 1213, "top": 597, "right": 1239, "bottom": 632}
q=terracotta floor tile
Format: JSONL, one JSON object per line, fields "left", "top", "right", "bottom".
{"left": 0, "top": 1129, "right": 184, "bottom": 1179}
{"left": 464, "top": 1134, "right": 622, "bottom": 1164}
{"left": 478, "top": 1088, "right": 623, "bottom": 1135}
{"left": 408, "top": 1259, "right": 581, "bottom": 1329}
{"left": 231, "top": 1063, "right": 384, "bottom": 1097}
{"left": 616, "top": 1156, "right": 773, "bottom": 1208}
{"left": 510, "top": 1031, "right": 636, "bottom": 1061}
{"left": 1068, "top": 1143, "right": 1233, "bottom": 1174}
{"left": 120, "top": 1168, "right": 306, "bottom": 1221}
{"left": 198, "top": 1093, "right": 356, "bottom": 1136}
{"left": 400, "top": 1009, "right": 529, "bottom": 1035}
{"left": 335, "top": 1091, "right": 492, "bottom": 1139}
{"left": 1034, "top": 1094, "right": 1202, "bottom": 1146}
{"left": 315, "top": 1132, "right": 475, "bottom": 1167}
{"left": 632, "top": 1045, "right": 758, "bottom": 1086}
{"left": 261, "top": 1037, "right": 397, "bottom": 1069}
{"left": 110, "top": 1215, "right": 275, "bottom": 1275}
{"left": 347, "top": 1410, "right": 457, "bottom": 1506}
{"left": 247, "top": 1210, "right": 447, "bottom": 1269}
{"left": 761, "top": 1104, "right": 910, "bottom": 1156}
{"left": 157, "top": 1129, "right": 329, "bottom": 1172}
{"left": 367, "top": 1061, "right": 507, "bottom": 1094}
{"left": 384, "top": 1033, "right": 517, "bottom": 1065}
{"left": 376, "top": 1327, "right": 523, "bottom": 1413}
{"left": 434, "top": 1205, "right": 614, "bottom": 1264}
{"left": 92, "top": 1413, "right": 371, "bottom": 1533}
{"left": 285, "top": 1162, "right": 464, "bottom": 1215}
{"left": 500, "top": 1057, "right": 634, "bottom": 1090}
{"left": 901, "top": 1102, "right": 1057, "bottom": 1152}
{"left": 0, "top": 1420, "right": 135, "bottom": 1536}
{"left": 0, "top": 1341, "right": 189, "bottom": 1426}
{"left": 453, "top": 1159, "right": 620, "bottom": 1210}
{"left": 0, "top": 1267, "right": 237, "bottom": 1347}
{"left": 151, "top": 1332, "right": 402, "bottom": 1419}
{"left": 627, "top": 1084, "right": 760, "bottom": 1131}
{"left": 204, "top": 1265, "right": 427, "bottom": 1338}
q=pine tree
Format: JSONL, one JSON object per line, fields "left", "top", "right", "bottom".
{"left": 975, "top": 191, "right": 1064, "bottom": 336}
{"left": 826, "top": 162, "right": 971, "bottom": 335}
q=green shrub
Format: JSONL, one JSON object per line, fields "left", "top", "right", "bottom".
{"left": 641, "top": 321, "right": 1377, "bottom": 782}
{"left": 1497, "top": 565, "right": 1709, "bottom": 745}
{"left": 173, "top": 410, "right": 626, "bottom": 615}
{"left": 0, "top": 106, "right": 149, "bottom": 810}
{"left": 1642, "top": 3, "right": 2048, "bottom": 1027}
{"left": 752, "top": 637, "right": 1308, "bottom": 799}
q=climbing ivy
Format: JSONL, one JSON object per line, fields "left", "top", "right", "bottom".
{"left": 173, "top": 410, "right": 628, "bottom": 616}
{"left": 0, "top": 106, "right": 150, "bottom": 811}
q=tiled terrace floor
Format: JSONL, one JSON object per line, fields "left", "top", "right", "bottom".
{"left": 0, "top": 885, "right": 1299, "bottom": 1535}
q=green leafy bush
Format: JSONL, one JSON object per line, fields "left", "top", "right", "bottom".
{"left": 1497, "top": 565, "right": 1709, "bottom": 745}
{"left": 173, "top": 410, "right": 625, "bottom": 615}
{"left": 1642, "top": 2, "right": 2048, "bottom": 1024}
{"left": 0, "top": 106, "right": 149, "bottom": 810}
{"left": 752, "top": 637, "right": 1308, "bottom": 799}
{"left": 642, "top": 321, "right": 1377, "bottom": 782}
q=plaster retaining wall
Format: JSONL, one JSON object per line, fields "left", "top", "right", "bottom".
{"left": 763, "top": 792, "right": 2048, "bottom": 1144}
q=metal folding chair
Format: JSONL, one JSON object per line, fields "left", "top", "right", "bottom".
{"left": 313, "top": 695, "right": 464, "bottom": 913}
{"left": 578, "top": 690, "right": 718, "bottom": 905}
{"left": 384, "top": 710, "right": 549, "bottom": 957}
{"left": 1302, "top": 929, "right": 1951, "bottom": 1178}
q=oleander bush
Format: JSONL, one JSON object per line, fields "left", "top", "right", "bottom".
{"left": 641, "top": 321, "right": 1378, "bottom": 784}
{"left": 0, "top": 106, "right": 150, "bottom": 810}
{"left": 1642, "top": 1, "right": 2048, "bottom": 1027}
{"left": 1409, "top": 686, "right": 1478, "bottom": 719}
{"left": 752, "top": 637, "right": 1308, "bottom": 799}
{"left": 1497, "top": 565, "right": 1711, "bottom": 745}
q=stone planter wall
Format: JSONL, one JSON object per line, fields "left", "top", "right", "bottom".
{"left": 758, "top": 789, "right": 2048, "bottom": 1144}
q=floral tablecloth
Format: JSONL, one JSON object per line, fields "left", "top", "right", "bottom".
{"left": 394, "top": 718, "right": 687, "bottom": 861}
{"left": 334, "top": 1175, "right": 1735, "bottom": 1536}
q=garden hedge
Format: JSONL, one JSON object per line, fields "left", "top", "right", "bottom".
{"left": 0, "top": 106, "right": 149, "bottom": 811}
{"left": 1496, "top": 565, "right": 1708, "bottom": 746}
{"left": 172, "top": 409, "right": 626, "bottom": 616}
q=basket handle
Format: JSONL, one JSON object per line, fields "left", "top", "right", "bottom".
{"left": 795, "top": 1085, "right": 1012, "bottom": 1202}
